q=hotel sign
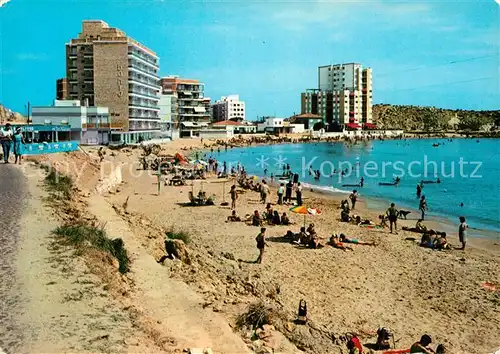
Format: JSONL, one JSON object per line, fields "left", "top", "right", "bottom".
{"left": 117, "top": 63, "right": 124, "bottom": 98}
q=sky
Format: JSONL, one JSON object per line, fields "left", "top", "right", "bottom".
{"left": 0, "top": 0, "right": 499, "bottom": 120}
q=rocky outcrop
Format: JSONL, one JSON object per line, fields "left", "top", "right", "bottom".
{"left": 373, "top": 104, "right": 500, "bottom": 131}
{"left": 0, "top": 104, "right": 26, "bottom": 124}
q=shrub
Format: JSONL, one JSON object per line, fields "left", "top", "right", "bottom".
{"left": 236, "top": 301, "right": 274, "bottom": 330}
{"left": 53, "top": 222, "right": 130, "bottom": 274}
{"left": 165, "top": 228, "right": 191, "bottom": 244}
{"left": 44, "top": 168, "right": 73, "bottom": 200}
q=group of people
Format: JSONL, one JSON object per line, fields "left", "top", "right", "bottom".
{"left": 0, "top": 123, "right": 25, "bottom": 164}
{"left": 247, "top": 205, "right": 293, "bottom": 227}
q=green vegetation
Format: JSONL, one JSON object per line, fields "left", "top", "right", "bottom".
{"left": 373, "top": 104, "right": 500, "bottom": 132}
{"left": 236, "top": 301, "right": 275, "bottom": 330}
{"left": 165, "top": 228, "right": 191, "bottom": 244}
{"left": 53, "top": 223, "right": 130, "bottom": 274}
{"left": 44, "top": 167, "right": 73, "bottom": 200}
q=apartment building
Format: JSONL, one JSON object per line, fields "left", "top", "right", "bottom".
{"left": 160, "top": 76, "right": 211, "bottom": 138}
{"left": 63, "top": 20, "right": 161, "bottom": 143}
{"left": 302, "top": 63, "right": 373, "bottom": 130}
{"left": 212, "top": 95, "right": 246, "bottom": 122}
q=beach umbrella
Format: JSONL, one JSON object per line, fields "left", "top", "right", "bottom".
{"left": 289, "top": 205, "right": 321, "bottom": 227}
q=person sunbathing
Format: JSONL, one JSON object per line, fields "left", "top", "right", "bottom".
{"left": 328, "top": 234, "right": 354, "bottom": 251}
{"left": 433, "top": 233, "right": 451, "bottom": 250}
{"left": 341, "top": 209, "right": 351, "bottom": 222}
{"left": 227, "top": 210, "right": 241, "bottom": 222}
{"left": 308, "top": 232, "right": 324, "bottom": 249}
{"left": 281, "top": 212, "right": 291, "bottom": 225}
{"left": 306, "top": 223, "right": 317, "bottom": 236}
{"left": 403, "top": 219, "right": 428, "bottom": 233}
{"left": 410, "top": 334, "right": 434, "bottom": 354}
{"left": 419, "top": 233, "right": 435, "bottom": 248}
{"left": 339, "top": 233, "right": 375, "bottom": 246}
{"left": 251, "top": 210, "right": 263, "bottom": 226}
{"left": 293, "top": 227, "right": 309, "bottom": 245}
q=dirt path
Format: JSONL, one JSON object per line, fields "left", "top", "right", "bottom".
{"left": 86, "top": 193, "right": 251, "bottom": 353}
{"left": 1, "top": 164, "right": 156, "bottom": 353}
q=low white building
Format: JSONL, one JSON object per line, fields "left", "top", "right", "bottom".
{"left": 212, "top": 95, "right": 245, "bottom": 122}
{"left": 256, "top": 117, "right": 304, "bottom": 135}
{"left": 212, "top": 120, "right": 257, "bottom": 134}
{"left": 31, "top": 100, "right": 110, "bottom": 145}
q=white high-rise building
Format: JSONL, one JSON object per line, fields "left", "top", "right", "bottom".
{"left": 302, "top": 63, "right": 373, "bottom": 129}
{"left": 212, "top": 95, "right": 245, "bottom": 122}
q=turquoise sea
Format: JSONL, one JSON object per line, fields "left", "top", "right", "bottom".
{"left": 211, "top": 138, "right": 500, "bottom": 235}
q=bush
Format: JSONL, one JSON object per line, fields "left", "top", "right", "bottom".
{"left": 53, "top": 223, "right": 130, "bottom": 274}
{"left": 165, "top": 228, "right": 191, "bottom": 244}
{"left": 44, "top": 168, "right": 73, "bottom": 200}
{"left": 236, "top": 301, "right": 274, "bottom": 330}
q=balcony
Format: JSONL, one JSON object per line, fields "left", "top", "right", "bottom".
{"left": 128, "top": 66, "right": 158, "bottom": 81}
{"left": 129, "top": 90, "right": 159, "bottom": 100}
{"left": 128, "top": 46, "right": 158, "bottom": 66}
{"left": 128, "top": 53, "right": 159, "bottom": 70}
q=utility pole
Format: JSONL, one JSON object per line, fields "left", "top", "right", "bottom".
{"left": 26, "top": 101, "right": 31, "bottom": 124}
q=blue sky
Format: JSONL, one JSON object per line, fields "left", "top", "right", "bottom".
{"left": 0, "top": 0, "right": 499, "bottom": 120}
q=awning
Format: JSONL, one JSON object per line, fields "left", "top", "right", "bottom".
{"left": 181, "top": 122, "right": 196, "bottom": 127}
{"left": 345, "top": 123, "right": 361, "bottom": 129}
{"left": 363, "top": 123, "right": 377, "bottom": 129}
{"left": 193, "top": 107, "right": 206, "bottom": 113}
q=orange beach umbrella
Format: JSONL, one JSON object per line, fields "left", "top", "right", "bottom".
{"left": 289, "top": 205, "right": 321, "bottom": 227}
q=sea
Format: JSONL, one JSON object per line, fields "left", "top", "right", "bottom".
{"left": 210, "top": 138, "right": 500, "bottom": 236}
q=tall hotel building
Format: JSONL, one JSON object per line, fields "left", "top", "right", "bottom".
{"left": 63, "top": 20, "right": 161, "bottom": 143}
{"left": 301, "top": 63, "right": 373, "bottom": 130}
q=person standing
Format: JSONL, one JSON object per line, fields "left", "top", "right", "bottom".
{"left": 255, "top": 227, "right": 268, "bottom": 264}
{"left": 12, "top": 127, "right": 25, "bottom": 165}
{"left": 386, "top": 203, "right": 398, "bottom": 234}
{"left": 458, "top": 216, "right": 468, "bottom": 250}
{"left": 419, "top": 195, "right": 428, "bottom": 220}
{"left": 277, "top": 183, "right": 284, "bottom": 205}
{"left": 296, "top": 182, "right": 303, "bottom": 206}
{"left": 416, "top": 183, "right": 422, "bottom": 198}
{"left": 349, "top": 190, "right": 358, "bottom": 210}
{"left": 261, "top": 180, "right": 269, "bottom": 204}
{"left": 230, "top": 185, "right": 237, "bottom": 210}
{"left": 0, "top": 123, "right": 13, "bottom": 164}
{"left": 285, "top": 180, "right": 293, "bottom": 203}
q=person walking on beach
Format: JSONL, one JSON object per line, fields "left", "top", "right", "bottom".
{"left": 230, "top": 185, "right": 237, "bottom": 210}
{"left": 386, "top": 203, "right": 398, "bottom": 234}
{"left": 285, "top": 180, "right": 293, "bottom": 203}
{"left": 255, "top": 227, "right": 268, "bottom": 264}
{"left": 0, "top": 123, "right": 13, "bottom": 164}
{"left": 458, "top": 216, "right": 468, "bottom": 250}
{"left": 419, "top": 196, "right": 428, "bottom": 220}
{"left": 349, "top": 190, "right": 358, "bottom": 210}
{"left": 296, "top": 182, "right": 303, "bottom": 206}
{"left": 277, "top": 183, "right": 284, "bottom": 205}
{"left": 12, "top": 127, "right": 25, "bottom": 164}
{"left": 261, "top": 180, "right": 269, "bottom": 204}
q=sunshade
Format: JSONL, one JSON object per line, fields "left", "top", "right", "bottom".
{"left": 289, "top": 206, "right": 321, "bottom": 227}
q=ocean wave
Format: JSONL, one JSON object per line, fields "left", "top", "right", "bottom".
{"left": 301, "top": 182, "right": 350, "bottom": 194}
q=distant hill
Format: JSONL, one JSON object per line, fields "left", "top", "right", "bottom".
{"left": 0, "top": 104, "right": 26, "bottom": 124}
{"left": 373, "top": 104, "right": 500, "bottom": 132}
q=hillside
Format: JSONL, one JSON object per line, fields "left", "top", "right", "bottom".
{"left": 373, "top": 104, "right": 500, "bottom": 131}
{"left": 0, "top": 104, "right": 26, "bottom": 124}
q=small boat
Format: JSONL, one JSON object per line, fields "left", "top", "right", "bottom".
{"left": 421, "top": 179, "right": 441, "bottom": 184}
{"left": 378, "top": 182, "right": 398, "bottom": 186}
{"left": 342, "top": 184, "right": 361, "bottom": 187}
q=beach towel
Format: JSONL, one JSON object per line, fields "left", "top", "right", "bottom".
{"left": 359, "top": 225, "right": 382, "bottom": 229}
{"left": 382, "top": 350, "right": 410, "bottom": 354}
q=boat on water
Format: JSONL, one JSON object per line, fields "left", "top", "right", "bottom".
{"left": 421, "top": 178, "right": 441, "bottom": 184}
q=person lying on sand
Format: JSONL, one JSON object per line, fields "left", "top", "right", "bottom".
{"left": 341, "top": 209, "right": 351, "bottom": 222}
{"left": 433, "top": 233, "right": 451, "bottom": 250}
{"left": 420, "top": 233, "right": 435, "bottom": 248}
{"left": 339, "top": 233, "right": 375, "bottom": 246}
{"left": 351, "top": 215, "right": 375, "bottom": 226}
{"left": 328, "top": 234, "right": 354, "bottom": 251}
{"left": 227, "top": 210, "right": 241, "bottom": 222}
{"left": 292, "top": 227, "right": 309, "bottom": 245}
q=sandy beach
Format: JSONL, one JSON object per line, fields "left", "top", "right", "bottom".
{"left": 4, "top": 136, "right": 498, "bottom": 353}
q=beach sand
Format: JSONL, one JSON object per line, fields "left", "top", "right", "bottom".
{"left": 16, "top": 138, "right": 500, "bottom": 353}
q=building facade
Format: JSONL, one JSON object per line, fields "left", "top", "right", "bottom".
{"left": 212, "top": 95, "right": 246, "bottom": 122}
{"left": 302, "top": 63, "right": 373, "bottom": 130}
{"left": 160, "top": 76, "right": 211, "bottom": 138}
{"left": 32, "top": 100, "right": 111, "bottom": 145}
{"left": 63, "top": 20, "right": 161, "bottom": 143}
{"left": 56, "top": 78, "right": 69, "bottom": 100}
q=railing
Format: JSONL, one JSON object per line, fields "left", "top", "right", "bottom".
{"left": 129, "top": 74, "right": 160, "bottom": 88}
{"left": 128, "top": 66, "right": 158, "bottom": 81}
{"left": 128, "top": 52, "right": 158, "bottom": 68}
{"left": 129, "top": 90, "right": 159, "bottom": 100}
